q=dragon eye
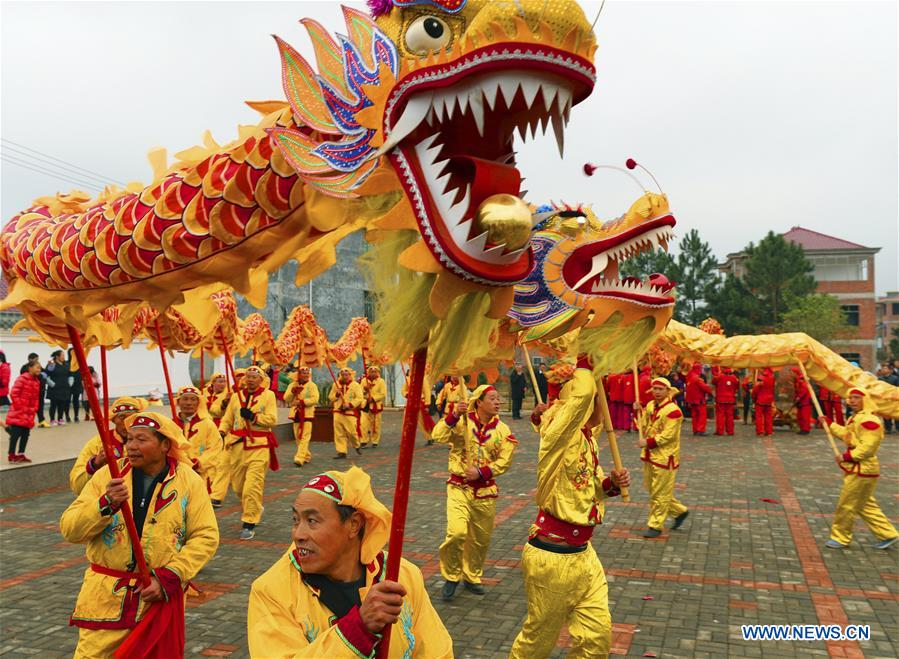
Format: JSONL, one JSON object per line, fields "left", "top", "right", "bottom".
{"left": 405, "top": 16, "right": 451, "bottom": 54}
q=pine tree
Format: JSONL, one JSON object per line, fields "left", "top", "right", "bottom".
{"left": 674, "top": 229, "right": 720, "bottom": 325}
{"left": 743, "top": 232, "right": 816, "bottom": 326}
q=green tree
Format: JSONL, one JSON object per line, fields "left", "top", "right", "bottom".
{"left": 619, "top": 249, "right": 680, "bottom": 283}
{"left": 742, "top": 232, "right": 815, "bottom": 326}
{"left": 673, "top": 229, "right": 720, "bottom": 325}
{"left": 706, "top": 273, "right": 764, "bottom": 334}
{"left": 777, "top": 294, "right": 852, "bottom": 344}
{"left": 890, "top": 327, "right": 899, "bottom": 361}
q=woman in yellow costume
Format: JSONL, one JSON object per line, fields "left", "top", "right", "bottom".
{"left": 60, "top": 411, "right": 218, "bottom": 658}
{"left": 360, "top": 365, "right": 387, "bottom": 448}
{"left": 824, "top": 386, "right": 898, "bottom": 550}
{"left": 432, "top": 384, "right": 518, "bottom": 601}
{"left": 69, "top": 396, "right": 149, "bottom": 496}
{"left": 284, "top": 366, "right": 320, "bottom": 467}
{"left": 219, "top": 365, "right": 279, "bottom": 540}
{"left": 247, "top": 466, "right": 452, "bottom": 658}
{"left": 637, "top": 377, "right": 690, "bottom": 538}
{"left": 510, "top": 360, "right": 630, "bottom": 658}
{"left": 174, "top": 385, "right": 222, "bottom": 495}
{"left": 329, "top": 367, "right": 364, "bottom": 459}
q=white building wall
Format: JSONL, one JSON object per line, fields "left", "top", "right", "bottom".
{"left": 1, "top": 331, "right": 223, "bottom": 398}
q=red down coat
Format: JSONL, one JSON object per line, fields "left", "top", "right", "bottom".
{"left": 6, "top": 372, "right": 41, "bottom": 428}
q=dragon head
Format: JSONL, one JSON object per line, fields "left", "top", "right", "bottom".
{"left": 510, "top": 191, "right": 678, "bottom": 372}
{"left": 269, "top": 0, "right": 596, "bottom": 305}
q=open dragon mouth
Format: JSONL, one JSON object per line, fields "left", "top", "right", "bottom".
{"left": 385, "top": 43, "right": 595, "bottom": 285}
{"left": 561, "top": 216, "right": 678, "bottom": 307}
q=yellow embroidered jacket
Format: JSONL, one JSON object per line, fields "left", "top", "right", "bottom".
{"left": 59, "top": 458, "right": 219, "bottom": 629}
{"left": 531, "top": 369, "right": 619, "bottom": 535}
{"left": 177, "top": 414, "right": 222, "bottom": 479}
{"left": 219, "top": 387, "right": 278, "bottom": 450}
{"left": 69, "top": 431, "right": 127, "bottom": 496}
{"left": 206, "top": 390, "right": 230, "bottom": 425}
{"left": 436, "top": 382, "right": 469, "bottom": 417}
{"left": 830, "top": 411, "right": 884, "bottom": 477}
{"left": 432, "top": 412, "right": 517, "bottom": 499}
{"left": 329, "top": 381, "right": 364, "bottom": 416}
{"left": 361, "top": 377, "right": 387, "bottom": 414}
{"left": 248, "top": 549, "right": 452, "bottom": 658}
{"left": 285, "top": 381, "right": 320, "bottom": 423}
{"left": 637, "top": 398, "right": 684, "bottom": 469}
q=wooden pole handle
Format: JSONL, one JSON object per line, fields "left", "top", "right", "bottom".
{"left": 596, "top": 378, "right": 630, "bottom": 502}
{"left": 795, "top": 360, "right": 841, "bottom": 458}
{"left": 632, "top": 361, "right": 644, "bottom": 442}
{"left": 521, "top": 342, "right": 544, "bottom": 406}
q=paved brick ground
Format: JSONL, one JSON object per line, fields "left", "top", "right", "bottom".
{"left": 0, "top": 412, "right": 896, "bottom": 657}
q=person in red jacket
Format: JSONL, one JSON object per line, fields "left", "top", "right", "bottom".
{"left": 0, "top": 351, "right": 11, "bottom": 408}
{"left": 5, "top": 360, "right": 42, "bottom": 463}
{"left": 621, "top": 370, "right": 636, "bottom": 432}
{"left": 752, "top": 368, "right": 776, "bottom": 436}
{"left": 608, "top": 373, "right": 624, "bottom": 430}
{"left": 685, "top": 364, "right": 713, "bottom": 435}
{"left": 712, "top": 366, "right": 739, "bottom": 436}
{"left": 820, "top": 386, "right": 845, "bottom": 425}
{"left": 792, "top": 367, "right": 812, "bottom": 434}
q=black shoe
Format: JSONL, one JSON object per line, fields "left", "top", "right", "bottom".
{"left": 672, "top": 510, "right": 690, "bottom": 530}
{"left": 370, "top": 444, "right": 378, "bottom": 449}
{"left": 441, "top": 580, "right": 459, "bottom": 601}
{"left": 463, "top": 581, "right": 485, "bottom": 596}
{"left": 360, "top": 443, "right": 368, "bottom": 449}
{"left": 294, "top": 462, "right": 304, "bottom": 468}
{"left": 334, "top": 453, "right": 347, "bottom": 459}
{"left": 643, "top": 528, "right": 662, "bottom": 538}
{"left": 355, "top": 446, "right": 362, "bottom": 455}
{"left": 426, "top": 440, "right": 434, "bottom": 446}
{"left": 210, "top": 499, "right": 222, "bottom": 508}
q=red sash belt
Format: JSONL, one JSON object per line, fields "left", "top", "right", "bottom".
{"left": 531, "top": 509, "right": 595, "bottom": 546}
{"left": 839, "top": 462, "right": 878, "bottom": 478}
{"left": 640, "top": 450, "right": 678, "bottom": 470}
{"left": 291, "top": 406, "right": 311, "bottom": 423}
{"left": 232, "top": 429, "right": 279, "bottom": 471}
{"left": 91, "top": 564, "right": 141, "bottom": 581}
{"left": 335, "top": 409, "right": 359, "bottom": 417}
{"left": 447, "top": 473, "right": 497, "bottom": 498}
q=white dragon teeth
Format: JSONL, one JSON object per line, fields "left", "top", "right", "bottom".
{"left": 572, "top": 252, "right": 609, "bottom": 291}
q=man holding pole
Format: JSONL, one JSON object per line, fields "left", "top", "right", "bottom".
{"left": 792, "top": 367, "right": 813, "bottom": 435}
{"left": 510, "top": 365, "right": 630, "bottom": 657}
{"left": 435, "top": 374, "right": 468, "bottom": 419}
{"left": 247, "top": 466, "right": 452, "bottom": 657}
{"left": 433, "top": 385, "right": 518, "bottom": 601}
{"left": 329, "top": 367, "right": 364, "bottom": 459}
{"left": 284, "top": 366, "right": 319, "bottom": 466}
{"left": 823, "top": 387, "right": 898, "bottom": 549}
{"left": 637, "top": 377, "right": 689, "bottom": 538}
{"left": 685, "top": 363, "right": 712, "bottom": 436}
{"left": 175, "top": 386, "right": 222, "bottom": 494}
{"left": 360, "top": 365, "right": 387, "bottom": 448}
{"left": 753, "top": 367, "right": 776, "bottom": 437}
{"left": 220, "top": 365, "right": 279, "bottom": 540}
{"left": 712, "top": 367, "right": 739, "bottom": 436}
{"left": 60, "top": 411, "right": 218, "bottom": 657}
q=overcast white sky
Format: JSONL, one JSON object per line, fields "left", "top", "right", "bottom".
{"left": 2, "top": 1, "right": 897, "bottom": 294}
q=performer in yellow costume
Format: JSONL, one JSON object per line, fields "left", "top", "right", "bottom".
{"left": 361, "top": 365, "right": 387, "bottom": 448}
{"left": 284, "top": 366, "right": 319, "bottom": 467}
{"left": 637, "top": 377, "right": 689, "bottom": 538}
{"left": 436, "top": 375, "right": 469, "bottom": 419}
{"left": 432, "top": 384, "right": 518, "bottom": 601}
{"left": 248, "top": 466, "right": 452, "bottom": 658}
{"left": 205, "top": 373, "right": 230, "bottom": 427}
{"left": 329, "top": 368, "right": 363, "bottom": 459}
{"left": 69, "top": 397, "right": 148, "bottom": 496}
{"left": 219, "top": 365, "right": 279, "bottom": 540}
{"left": 60, "top": 412, "right": 219, "bottom": 658}
{"left": 510, "top": 365, "right": 630, "bottom": 658}
{"left": 175, "top": 386, "right": 222, "bottom": 496}
{"left": 824, "top": 387, "right": 898, "bottom": 550}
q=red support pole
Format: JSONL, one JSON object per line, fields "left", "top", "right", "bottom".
{"left": 100, "top": 346, "right": 110, "bottom": 425}
{"left": 153, "top": 319, "right": 177, "bottom": 419}
{"left": 218, "top": 329, "right": 245, "bottom": 409}
{"left": 324, "top": 358, "right": 338, "bottom": 384}
{"left": 377, "top": 347, "right": 427, "bottom": 658}
{"left": 67, "top": 326, "right": 151, "bottom": 587}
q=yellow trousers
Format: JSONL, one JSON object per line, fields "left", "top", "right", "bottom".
{"left": 293, "top": 420, "right": 313, "bottom": 465}
{"left": 643, "top": 463, "right": 687, "bottom": 530}
{"left": 228, "top": 442, "right": 269, "bottom": 525}
{"left": 210, "top": 454, "right": 231, "bottom": 501}
{"left": 333, "top": 414, "right": 359, "bottom": 454}
{"left": 361, "top": 412, "right": 382, "bottom": 446}
{"left": 830, "top": 474, "right": 897, "bottom": 545}
{"left": 510, "top": 543, "right": 611, "bottom": 658}
{"left": 438, "top": 485, "right": 496, "bottom": 583}
{"left": 75, "top": 627, "right": 129, "bottom": 658}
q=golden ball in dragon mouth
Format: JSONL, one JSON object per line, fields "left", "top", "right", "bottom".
{"left": 474, "top": 194, "right": 532, "bottom": 251}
